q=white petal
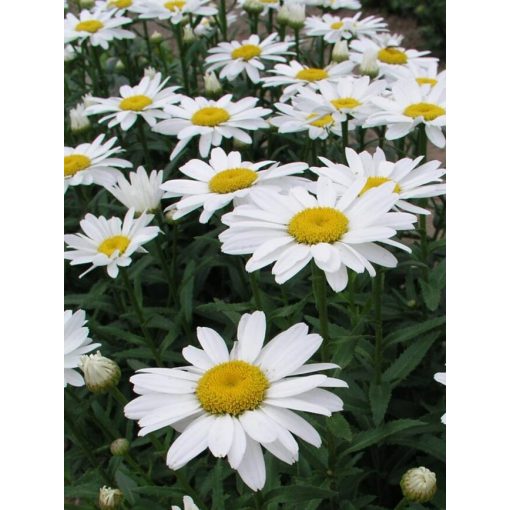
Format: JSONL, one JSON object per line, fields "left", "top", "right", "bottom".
{"left": 237, "top": 311, "right": 266, "bottom": 363}
{"left": 208, "top": 415, "right": 234, "bottom": 458}
{"left": 196, "top": 327, "right": 230, "bottom": 364}
{"left": 236, "top": 436, "right": 266, "bottom": 491}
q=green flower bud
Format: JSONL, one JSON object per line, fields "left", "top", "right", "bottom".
{"left": 110, "top": 438, "right": 130, "bottom": 456}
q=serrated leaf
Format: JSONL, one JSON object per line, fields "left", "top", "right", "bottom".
{"left": 419, "top": 279, "right": 441, "bottom": 311}
{"left": 327, "top": 413, "right": 352, "bottom": 442}
{"left": 382, "top": 332, "right": 439, "bottom": 385}
{"left": 384, "top": 316, "right": 445, "bottom": 347}
{"left": 368, "top": 382, "right": 392, "bottom": 425}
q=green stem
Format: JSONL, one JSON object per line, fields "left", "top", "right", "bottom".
{"left": 157, "top": 43, "right": 170, "bottom": 76}
{"left": 294, "top": 28, "right": 301, "bottom": 61}
{"left": 142, "top": 21, "right": 153, "bottom": 63}
{"left": 417, "top": 124, "right": 429, "bottom": 279}
{"left": 218, "top": 0, "right": 228, "bottom": 40}
{"left": 312, "top": 264, "right": 330, "bottom": 361}
{"left": 372, "top": 272, "right": 384, "bottom": 384}
{"left": 394, "top": 498, "right": 408, "bottom": 510}
{"left": 120, "top": 269, "right": 162, "bottom": 366}
{"left": 173, "top": 23, "right": 190, "bottom": 94}
{"left": 111, "top": 385, "right": 128, "bottom": 406}
{"left": 136, "top": 120, "right": 153, "bottom": 169}
{"left": 341, "top": 118, "right": 349, "bottom": 159}
{"left": 91, "top": 45, "right": 107, "bottom": 96}
{"left": 248, "top": 271, "right": 263, "bottom": 310}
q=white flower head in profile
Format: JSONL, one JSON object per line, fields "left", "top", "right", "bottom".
{"left": 125, "top": 311, "right": 348, "bottom": 491}
{"left": 434, "top": 371, "right": 446, "bottom": 424}
{"left": 172, "top": 496, "right": 200, "bottom": 510}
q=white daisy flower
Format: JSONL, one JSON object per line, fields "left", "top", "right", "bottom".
{"left": 290, "top": 76, "right": 388, "bottom": 128}
{"left": 106, "top": 166, "right": 164, "bottom": 213}
{"left": 365, "top": 78, "right": 446, "bottom": 148}
{"left": 131, "top": 0, "right": 217, "bottom": 24}
{"left": 69, "top": 102, "right": 91, "bottom": 133}
{"left": 194, "top": 13, "right": 238, "bottom": 36}
{"left": 305, "top": 13, "right": 387, "bottom": 43}
{"left": 64, "top": 134, "right": 132, "bottom": 193}
{"left": 312, "top": 147, "right": 446, "bottom": 215}
{"left": 65, "top": 310, "right": 101, "bottom": 388}
{"left": 64, "top": 208, "right": 160, "bottom": 278}
{"left": 384, "top": 60, "right": 446, "bottom": 89}
{"left": 205, "top": 33, "right": 293, "bottom": 84}
{"left": 307, "top": 0, "right": 361, "bottom": 9}
{"left": 153, "top": 94, "right": 271, "bottom": 159}
{"left": 85, "top": 72, "right": 181, "bottom": 131}
{"left": 220, "top": 177, "right": 417, "bottom": 292}
{"left": 238, "top": 0, "right": 280, "bottom": 15}
{"left": 124, "top": 311, "right": 347, "bottom": 491}
{"left": 64, "top": 44, "right": 78, "bottom": 62}
{"left": 261, "top": 60, "right": 355, "bottom": 102}
{"left": 434, "top": 371, "right": 446, "bottom": 424}
{"left": 95, "top": 0, "right": 142, "bottom": 13}
{"left": 172, "top": 496, "right": 199, "bottom": 510}
{"left": 160, "top": 147, "right": 309, "bottom": 223}
{"left": 64, "top": 7, "right": 135, "bottom": 50}
{"left": 350, "top": 38, "right": 437, "bottom": 77}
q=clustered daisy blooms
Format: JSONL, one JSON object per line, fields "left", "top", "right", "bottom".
{"left": 125, "top": 311, "right": 347, "bottom": 491}
{"left": 160, "top": 147, "right": 309, "bottom": 223}
{"left": 64, "top": 310, "right": 101, "bottom": 387}
{"left": 85, "top": 72, "right": 181, "bottom": 131}
{"left": 64, "top": 208, "right": 160, "bottom": 278}
{"left": 64, "top": 7, "right": 134, "bottom": 49}
{"left": 153, "top": 94, "right": 271, "bottom": 159}
{"left": 64, "top": 134, "right": 132, "bottom": 193}
{"left": 131, "top": 0, "right": 217, "bottom": 23}
{"left": 205, "top": 33, "right": 293, "bottom": 84}
{"left": 220, "top": 176, "right": 417, "bottom": 291}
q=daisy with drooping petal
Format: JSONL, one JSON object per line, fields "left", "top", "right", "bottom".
{"left": 160, "top": 147, "right": 309, "bottom": 223}
{"left": 64, "top": 134, "right": 132, "bottom": 193}
{"left": 350, "top": 37, "right": 437, "bottom": 76}
{"left": 153, "top": 94, "right": 271, "bottom": 159}
{"left": 384, "top": 60, "right": 446, "bottom": 89}
{"left": 305, "top": 12, "right": 387, "bottom": 43}
{"left": 125, "top": 311, "right": 347, "bottom": 491}
{"left": 106, "top": 166, "right": 164, "bottom": 213}
{"left": 65, "top": 310, "right": 101, "bottom": 387}
{"left": 261, "top": 60, "right": 355, "bottom": 101}
{"left": 64, "top": 7, "right": 135, "bottom": 50}
{"left": 131, "top": 0, "right": 217, "bottom": 24}
{"left": 434, "top": 371, "right": 446, "bottom": 424}
{"left": 172, "top": 496, "right": 199, "bottom": 510}
{"left": 291, "top": 76, "right": 388, "bottom": 129}
{"left": 85, "top": 72, "right": 181, "bottom": 131}
{"left": 311, "top": 147, "right": 446, "bottom": 215}
{"left": 220, "top": 176, "right": 417, "bottom": 292}
{"left": 205, "top": 34, "right": 293, "bottom": 84}
{"left": 64, "top": 208, "right": 160, "bottom": 278}
{"left": 365, "top": 78, "right": 446, "bottom": 148}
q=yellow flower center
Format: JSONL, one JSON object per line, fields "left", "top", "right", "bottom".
{"left": 164, "top": 0, "right": 186, "bottom": 11}
{"left": 209, "top": 168, "right": 258, "bottom": 194}
{"left": 330, "top": 97, "right": 361, "bottom": 110}
{"left": 231, "top": 44, "right": 262, "bottom": 61}
{"left": 330, "top": 21, "right": 344, "bottom": 29}
{"left": 119, "top": 95, "right": 153, "bottom": 111}
{"left": 378, "top": 47, "right": 408, "bottom": 65}
{"left": 416, "top": 77, "right": 438, "bottom": 87}
{"left": 359, "top": 176, "right": 401, "bottom": 195}
{"left": 191, "top": 107, "right": 230, "bottom": 126}
{"left": 64, "top": 154, "right": 91, "bottom": 177}
{"left": 109, "top": 0, "right": 132, "bottom": 7}
{"left": 196, "top": 361, "right": 269, "bottom": 416}
{"left": 97, "top": 235, "right": 130, "bottom": 257}
{"left": 75, "top": 20, "right": 104, "bottom": 33}
{"left": 260, "top": 0, "right": 278, "bottom": 3}
{"left": 307, "top": 113, "right": 334, "bottom": 128}
{"left": 295, "top": 68, "right": 329, "bottom": 82}
{"left": 288, "top": 207, "right": 349, "bottom": 245}
{"left": 404, "top": 102, "right": 445, "bottom": 121}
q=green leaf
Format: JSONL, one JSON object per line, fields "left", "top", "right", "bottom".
{"left": 327, "top": 413, "right": 352, "bottom": 442}
{"left": 382, "top": 332, "right": 439, "bottom": 386}
{"left": 264, "top": 485, "right": 337, "bottom": 504}
{"left": 368, "top": 382, "right": 392, "bottom": 425}
{"left": 384, "top": 316, "right": 445, "bottom": 347}
{"left": 343, "top": 419, "right": 425, "bottom": 454}
{"left": 419, "top": 279, "right": 440, "bottom": 311}
{"left": 179, "top": 260, "right": 196, "bottom": 323}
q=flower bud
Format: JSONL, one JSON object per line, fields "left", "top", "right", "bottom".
{"left": 287, "top": 3, "right": 306, "bottom": 30}
{"left": 115, "top": 59, "right": 125, "bottom": 72}
{"left": 331, "top": 40, "right": 349, "bottom": 63}
{"left": 164, "top": 206, "right": 178, "bottom": 224}
{"left": 150, "top": 31, "right": 163, "bottom": 44}
{"left": 400, "top": 467, "right": 437, "bottom": 503}
{"left": 276, "top": 6, "right": 289, "bottom": 26}
{"left": 204, "top": 71, "right": 223, "bottom": 98}
{"left": 79, "top": 0, "right": 95, "bottom": 8}
{"left": 80, "top": 352, "right": 121, "bottom": 394}
{"left": 70, "top": 103, "right": 91, "bottom": 134}
{"left": 359, "top": 51, "right": 380, "bottom": 79}
{"left": 243, "top": 0, "right": 264, "bottom": 15}
{"left": 82, "top": 93, "right": 96, "bottom": 108}
{"left": 144, "top": 66, "right": 157, "bottom": 79}
{"left": 98, "top": 487, "right": 123, "bottom": 510}
{"left": 183, "top": 25, "right": 196, "bottom": 44}
{"left": 110, "top": 438, "right": 130, "bottom": 456}
{"left": 64, "top": 45, "right": 77, "bottom": 63}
